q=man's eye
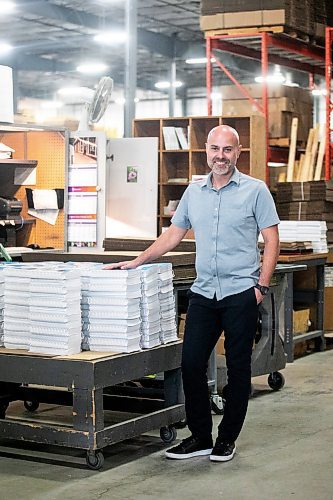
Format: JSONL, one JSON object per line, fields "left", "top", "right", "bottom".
{"left": 224, "top": 149, "right": 232, "bottom": 153}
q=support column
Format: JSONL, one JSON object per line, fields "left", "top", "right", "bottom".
{"left": 168, "top": 59, "right": 176, "bottom": 117}
{"left": 124, "top": 0, "right": 137, "bottom": 137}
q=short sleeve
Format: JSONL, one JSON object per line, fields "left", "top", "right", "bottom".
{"left": 255, "top": 182, "right": 280, "bottom": 231}
{"left": 171, "top": 187, "right": 192, "bottom": 229}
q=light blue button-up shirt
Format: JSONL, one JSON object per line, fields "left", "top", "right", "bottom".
{"left": 171, "top": 168, "right": 280, "bottom": 300}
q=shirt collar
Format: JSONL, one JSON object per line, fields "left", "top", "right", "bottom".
{"left": 201, "top": 167, "right": 241, "bottom": 189}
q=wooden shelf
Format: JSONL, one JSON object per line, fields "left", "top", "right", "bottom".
{"left": 133, "top": 115, "right": 266, "bottom": 235}
{"left": 0, "top": 159, "right": 37, "bottom": 166}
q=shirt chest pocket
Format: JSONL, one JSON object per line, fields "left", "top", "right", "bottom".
{"left": 222, "top": 206, "right": 255, "bottom": 228}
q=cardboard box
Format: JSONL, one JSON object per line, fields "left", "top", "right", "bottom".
{"left": 224, "top": 10, "right": 263, "bottom": 28}
{"left": 263, "top": 9, "right": 286, "bottom": 25}
{"left": 293, "top": 308, "right": 310, "bottom": 334}
{"left": 200, "top": 14, "right": 224, "bottom": 31}
{"left": 220, "top": 84, "right": 312, "bottom": 104}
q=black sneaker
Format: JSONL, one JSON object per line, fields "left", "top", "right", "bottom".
{"left": 210, "top": 440, "right": 236, "bottom": 462}
{"left": 165, "top": 435, "right": 213, "bottom": 460}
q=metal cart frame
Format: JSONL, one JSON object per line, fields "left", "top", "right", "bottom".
{"left": 0, "top": 341, "right": 185, "bottom": 469}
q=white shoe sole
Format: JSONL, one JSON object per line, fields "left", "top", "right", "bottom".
{"left": 210, "top": 445, "right": 236, "bottom": 462}
{"left": 165, "top": 448, "right": 213, "bottom": 460}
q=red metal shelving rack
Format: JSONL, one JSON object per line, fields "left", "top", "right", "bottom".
{"left": 325, "top": 27, "right": 333, "bottom": 180}
{"left": 206, "top": 31, "right": 328, "bottom": 184}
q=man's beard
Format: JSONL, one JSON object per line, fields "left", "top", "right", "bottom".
{"left": 210, "top": 160, "right": 235, "bottom": 176}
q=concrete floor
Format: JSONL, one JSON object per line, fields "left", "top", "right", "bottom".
{"left": 0, "top": 350, "right": 333, "bottom": 500}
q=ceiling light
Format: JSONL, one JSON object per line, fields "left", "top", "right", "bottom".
{"left": 115, "top": 97, "right": 126, "bottom": 105}
{"left": 255, "top": 65, "right": 285, "bottom": 84}
{"left": 2, "top": 1, "right": 15, "bottom": 14}
{"left": 94, "top": 31, "right": 127, "bottom": 45}
{"left": 154, "top": 81, "right": 183, "bottom": 89}
{"left": 76, "top": 62, "right": 108, "bottom": 74}
{"left": 185, "top": 57, "right": 216, "bottom": 64}
{"left": 114, "top": 97, "right": 140, "bottom": 104}
{"left": 0, "top": 42, "right": 13, "bottom": 55}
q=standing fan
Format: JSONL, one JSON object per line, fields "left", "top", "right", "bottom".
{"left": 77, "top": 76, "right": 113, "bottom": 131}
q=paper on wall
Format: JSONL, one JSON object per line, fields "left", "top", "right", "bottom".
{"left": 28, "top": 209, "right": 59, "bottom": 225}
{"left": 32, "top": 189, "right": 58, "bottom": 209}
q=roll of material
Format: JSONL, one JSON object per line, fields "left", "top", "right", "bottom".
{"left": 0, "top": 65, "right": 14, "bottom": 123}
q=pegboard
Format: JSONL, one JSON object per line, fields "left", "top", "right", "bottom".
{"left": 1, "top": 129, "right": 67, "bottom": 249}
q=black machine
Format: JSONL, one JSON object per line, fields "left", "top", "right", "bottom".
{"left": 0, "top": 196, "right": 23, "bottom": 247}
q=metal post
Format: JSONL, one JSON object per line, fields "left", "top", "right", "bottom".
{"left": 325, "top": 27, "right": 332, "bottom": 180}
{"left": 181, "top": 88, "right": 188, "bottom": 117}
{"left": 124, "top": 0, "right": 137, "bottom": 137}
{"left": 169, "top": 59, "right": 176, "bottom": 117}
{"left": 261, "top": 33, "right": 269, "bottom": 184}
{"left": 206, "top": 37, "right": 212, "bottom": 115}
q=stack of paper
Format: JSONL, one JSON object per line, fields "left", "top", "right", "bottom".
{"left": 139, "top": 265, "right": 161, "bottom": 349}
{"left": 157, "top": 263, "right": 178, "bottom": 344}
{"left": 29, "top": 266, "right": 82, "bottom": 355}
{"left": 3, "top": 264, "right": 32, "bottom": 350}
{"left": 81, "top": 269, "right": 142, "bottom": 353}
{"left": 278, "top": 221, "right": 328, "bottom": 253}
{"left": 0, "top": 265, "right": 5, "bottom": 346}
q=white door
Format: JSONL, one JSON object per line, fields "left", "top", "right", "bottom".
{"left": 106, "top": 137, "right": 158, "bottom": 238}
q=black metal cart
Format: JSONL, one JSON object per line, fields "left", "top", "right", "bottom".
{"left": 0, "top": 341, "right": 185, "bottom": 469}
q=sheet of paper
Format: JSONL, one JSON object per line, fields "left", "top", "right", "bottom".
{"left": 14, "top": 167, "right": 37, "bottom": 186}
{"left": 28, "top": 209, "right": 59, "bottom": 225}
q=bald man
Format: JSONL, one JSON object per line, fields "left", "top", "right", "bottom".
{"left": 105, "top": 125, "right": 280, "bottom": 462}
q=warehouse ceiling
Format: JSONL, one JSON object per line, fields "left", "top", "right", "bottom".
{"left": 0, "top": 0, "right": 261, "bottom": 101}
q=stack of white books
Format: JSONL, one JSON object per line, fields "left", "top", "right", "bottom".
{"left": 3, "top": 264, "right": 32, "bottom": 350}
{"left": 138, "top": 265, "right": 161, "bottom": 349}
{"left": 29, "top": 266, "right": 82, "bottom": 355}
{"left": 157, "top": 263, "right": 178, "bottom": 344}
{"left": 81, "top": 269, "right": 142, "bottom": 353}
{"left": 0, "top": 265, "right": 5, "bottom": 346}
{"left": 278, "top": 221, "right": 328, "bottom": 253}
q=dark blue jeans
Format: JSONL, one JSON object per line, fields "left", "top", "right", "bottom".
{"left": 182, "top": 287, "right": 258, "bottom": 444}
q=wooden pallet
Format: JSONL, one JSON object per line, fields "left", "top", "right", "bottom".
{"left": 205, "top": 25, "right": 318, "bottom": 44}
{"left": 205, "top": 25, "right": 284, "bottom": 37}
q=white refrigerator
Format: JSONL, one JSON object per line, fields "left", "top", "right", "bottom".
{"left": 106, "top": 137, "right": 158, "bottom": 238}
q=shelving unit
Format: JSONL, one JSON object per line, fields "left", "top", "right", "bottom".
{"left": 205, "top": 32, "right": 327, "bottom": 183}
{"left": 133, "top": 114, "right": 265, "bottom": 234}
{"left": 0, "top": 160, "right": 38, "bottom": 166}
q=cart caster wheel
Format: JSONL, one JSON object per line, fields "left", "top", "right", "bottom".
{"left": 268, "top": 372, "right": 285, "bottom": 391}
{"left": 211, "top": 394, "right": 224, "bottom": 415}
{"left": 86, "top": 451, "right": 104, "bottom": 470}
{"left": 160, "top": 426, "right": 177, "bottom": 444}
{"left": 0, "top": 403, "right": 9, "bottom": 419}
{"left": 24, "top": 400, "right": 39, "bottom": 412}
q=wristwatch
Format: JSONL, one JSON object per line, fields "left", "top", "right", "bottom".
{"left": 254, "top": 283, "right": 269, "bottom": 296}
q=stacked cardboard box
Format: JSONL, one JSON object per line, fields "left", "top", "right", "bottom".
{"left": 276, "top": 181, "right": 333, "bottom": 243}
{"left": 200, "top": 0, "right": 318, "bottom": 36}
{"left": 220, "top": 84, "right": 312, "bottom": 142}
